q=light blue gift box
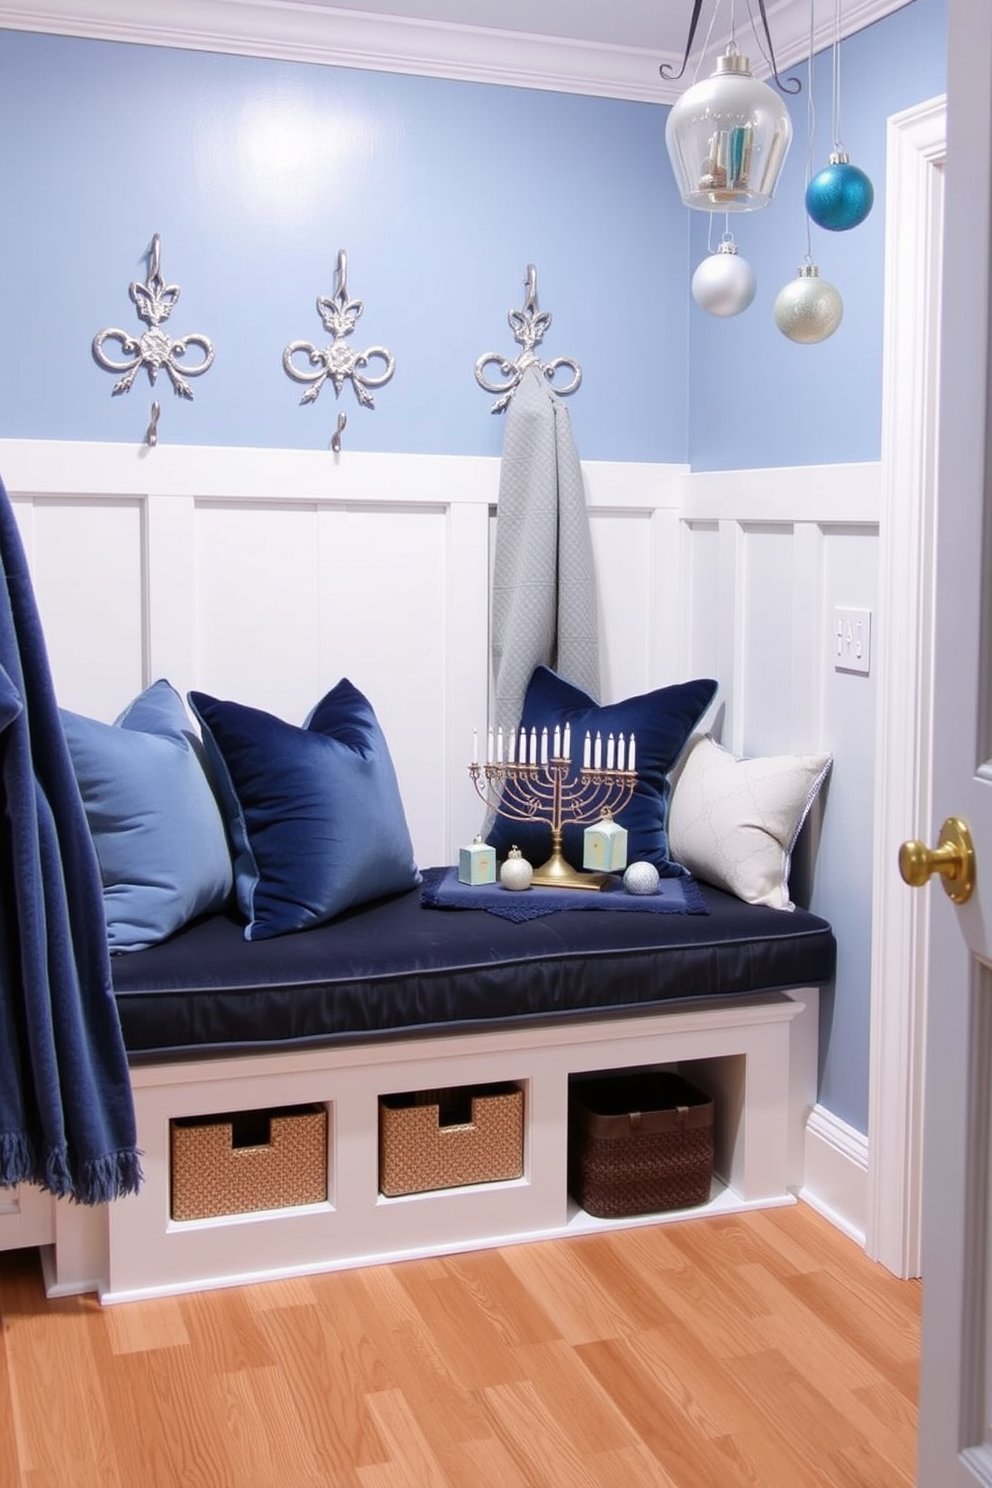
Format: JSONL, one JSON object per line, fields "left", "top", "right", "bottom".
{"left": 458, "top": 839, "right": 496, "bottom": 885}
{"left": 583, "top": 817, "right": 628, "bottom": 872}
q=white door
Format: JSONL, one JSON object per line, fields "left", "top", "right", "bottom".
{"left": 913, "top": 2, "right": 992, "bottom": 1482}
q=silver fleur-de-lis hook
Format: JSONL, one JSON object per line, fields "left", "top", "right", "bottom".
{"left": 283, "top": 249, "right": 396, "bottom": 442}
{"left": 475, "top": 263, "right": 583, "bottom": 414}
{"left": 92, "top": 234, "right": 215, "bottom": 444}
{"left": 523, "top": 263, "right": 538, "bottom": 314}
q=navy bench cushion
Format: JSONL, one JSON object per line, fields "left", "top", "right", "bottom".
{"left": 112, "top": 877, "right": 836, "bottom": 1063}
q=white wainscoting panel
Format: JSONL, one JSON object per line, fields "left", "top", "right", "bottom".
{"left": 682, "top": 519, "right": 723, "bottom": 711}
{"left": 678, "top": 463, "right": 881, "bottom": 1212}
{"left": 21, "top": 496, "right": 147, "bottom": 720}
{"left": 1, "top": 440, "right": 686, "bottom": 867}
{"left": 679, "top": 466, "right": 880, "bottom": 754}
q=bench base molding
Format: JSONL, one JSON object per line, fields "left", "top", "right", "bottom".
{"left": 36, "top": 989, "right": 818, "bottom": 1303}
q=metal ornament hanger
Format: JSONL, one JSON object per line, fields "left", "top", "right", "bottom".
{"left": 659, "top": 0, "right": 800, "bottom": 93}
{"left": 475, "top": 264, "right": 582, "bottom": 414}
{"left": 283, "top": 249, "right": 395, "bottom": 451}
{"left": 92, "top": 234, "right": 215, "bottom": 446}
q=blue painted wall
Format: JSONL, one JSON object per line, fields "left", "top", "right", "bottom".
{"left": 0, "top": 31, "right": 687, "bottom": 462}
{"left": 0, "top": 4, "right": 947, "bottom": 466}
{"left": 688, "top": 0, "right": 947, "bottom": 471}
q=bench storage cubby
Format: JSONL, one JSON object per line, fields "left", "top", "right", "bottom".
{"left": 170, "top": 1104, "right": 329, "bottom": 1221}
{"left": 567, "top": 1069, "right": 715, "bottom": 1218}
{"left": 378, "top": 1082, "right": 524, "bottom": 1197}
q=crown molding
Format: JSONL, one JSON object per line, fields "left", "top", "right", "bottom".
{"left": 0, "top": 0, "right": 915, "bottom": 104}
{"left": 755, "top": 0, "right": 914, "bottom": 83}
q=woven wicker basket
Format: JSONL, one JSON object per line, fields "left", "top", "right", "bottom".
{"left": 170, "top": 1104, "right": 328, "bottom": 1221}
{"left": 379, "top": 1082, "right": 524, "bottom": 1196}
{"left": 568, "top": 1071, "right": 713, "bottom": 1218}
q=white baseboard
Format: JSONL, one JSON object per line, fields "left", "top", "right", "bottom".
{"left": 799, "top": 1103, "right": 869, "bottom": 1246}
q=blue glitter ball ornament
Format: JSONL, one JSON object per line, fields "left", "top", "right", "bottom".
{"left": 805, "top": 151, "right": 874, "bottom": 232}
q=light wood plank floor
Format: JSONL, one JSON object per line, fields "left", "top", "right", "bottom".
{"left": 0, "top": 1202, "right": 920, "bottom": 1488}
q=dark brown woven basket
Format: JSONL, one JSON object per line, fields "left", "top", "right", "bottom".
{"left": 568, "top": 1071, "right": 714, "bottom": 1218}
{"left": 379, "top": 1082, "right": 524, "bottom": 1196}
{"left": 170, "top": 1103, "right": 328, "bottom": 1221}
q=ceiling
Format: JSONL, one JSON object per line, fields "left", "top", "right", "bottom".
{"left": 294, "top": 0, "right": 913, "bottom": 68}
{"left": 302, "top": 0, "right": 709, "bottom": 53}
{"left": 0, "top": 0, "right": 914, "bottom": 102}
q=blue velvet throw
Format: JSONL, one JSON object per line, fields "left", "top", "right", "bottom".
{"left": 0, "top": 475, "right": 142, "bottom": 1203}
{"left": 420, "top": 866, "right": 708, "bottom": 922}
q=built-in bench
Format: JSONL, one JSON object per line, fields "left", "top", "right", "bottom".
{"left": 27, "top": 879, "right": 834, "bottom": 1303}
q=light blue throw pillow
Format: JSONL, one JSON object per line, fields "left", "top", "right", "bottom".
{"left": 187, "top": 678, "right": 421, "bottom": 941}
{"left": 60, "top": 680, "right": 234, "bottom": 952}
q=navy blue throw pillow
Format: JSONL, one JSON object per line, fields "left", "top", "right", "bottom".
{"left": 188, "top": 679, "right": 421, "bottom": 941}
{"left": 486, "top": 667, "right": 717, "bottom": 876}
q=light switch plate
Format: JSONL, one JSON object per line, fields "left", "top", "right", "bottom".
{"left": 833, "top": 606, "right": 872, "bottom": 675}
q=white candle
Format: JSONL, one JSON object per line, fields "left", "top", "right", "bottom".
{"left": 496, "top": 726, "right": 504, "bottom": 763}
{"left": 628, "top": 733, "right": 636, "bottom": 772}
{"left": 540, "top": 727, "right": 549, "bottom": 765}
{"left": 508, "top": 727, "right": 516, "bottom": 764}
{"left": 617, "top": 732, "right": 626, "bottom": 771}
{"left": 606, "top": 732, "right": 615, "bottom": 770}
{"left": 529, "top": 727, "right": 538, "bottom": 767}
{"left": 553, "top": 724, "right": 561, "bottom": 759}
{"left": 594, "top": 732, "right": 602, "bottom": 770}
{"left": 563, "top": 723, "right": 571, "bottom": 761}
{"left": 472, "top": 729, "right": 479, "bottom": 766}
{"left": 583, "top": 731, "right": 592, "bottom": 769}
{"left": 487, "top": 727, "right": 494, "bottom": 765}
{"left": 520, "top": 726, "right": 528, "bottom": 765}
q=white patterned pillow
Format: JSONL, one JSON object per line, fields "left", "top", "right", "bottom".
{"left": 667, "top": 735, "right": 832, "bottom": 910}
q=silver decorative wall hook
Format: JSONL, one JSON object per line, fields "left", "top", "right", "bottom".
{"left": 331, "top": 411, "right": 347, "bottom": 454}
{"left": 283, "top": 250, "right": 395, "bottom": 439}
{"left": 475, "top": 264, "right": 582, "bottom": 413}
{"left": 92, "top": 234, "right": 215, "bottom": 443}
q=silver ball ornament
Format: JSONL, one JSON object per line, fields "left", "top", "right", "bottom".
{"left": 773, "top": 264, "right": 843, "bottom": 344}
{"left": 692, "top": 242, "right": 757, "bottom": 318}
{"left": 499, "top": 846, "right": 533, "bottom": 892}
{"left": 623, "top": 861, "right": 660, "bottom": 896}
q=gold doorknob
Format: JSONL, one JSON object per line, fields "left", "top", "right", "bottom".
{"left": 899, "top": 816, "right": 976, "bottom": 904}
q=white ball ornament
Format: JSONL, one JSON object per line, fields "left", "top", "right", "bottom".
{"left": 692, "top": 241, "right": 757, "bottom": 318}
{"left": 499, "top": 846, "right": 533, "bottom": 892}
{"left": 623, "top": 861, "right": 660, "bottom": 896}
{"left": 773, "top": 263, "right": 843, "bottom": 344}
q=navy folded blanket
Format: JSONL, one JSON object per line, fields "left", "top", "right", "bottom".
{"left": 420, "top": 865, "right": 707, "bottom": 921}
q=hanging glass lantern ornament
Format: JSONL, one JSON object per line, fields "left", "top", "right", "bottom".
{"left": 665, "top": 46, "right": 794, "bottom": 211}
{"left": 805, "top": 0, "right": 873, "bottom": 231}
{"left": 806, "top": 150, "right": 874, "bottom": 230}
{"left": 773, "top": 263, "right": 843, "bottom": 344}
{"left": 692, "top": 234, "right": 757, "bottom": 316}
{"left": 661, "top": 3, "right": 800, "bottom": 212}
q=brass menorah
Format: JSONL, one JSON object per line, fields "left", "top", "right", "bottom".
{"left": 469, "top": 725, "right": 637, "bottom": 889}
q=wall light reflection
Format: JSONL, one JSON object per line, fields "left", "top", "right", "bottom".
{"left": 197, "top": 88, "right": 384, "bottom": 222}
